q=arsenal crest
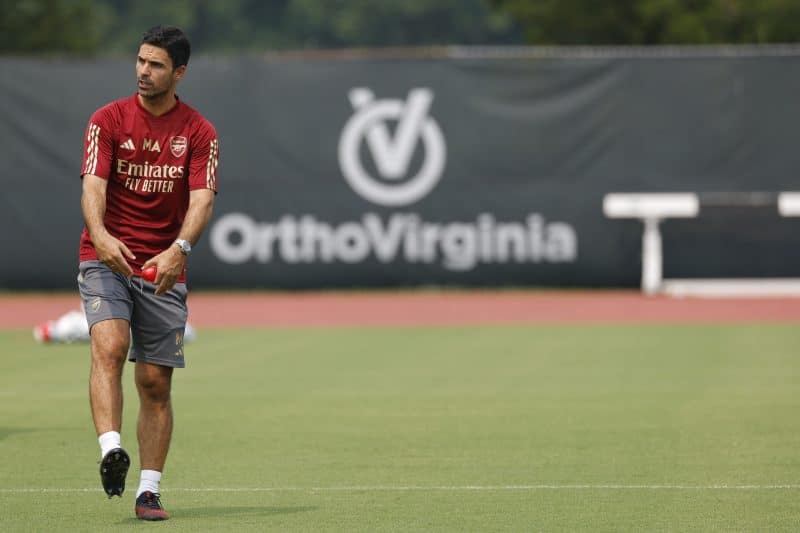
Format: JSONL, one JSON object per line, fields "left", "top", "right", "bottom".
{"left": 169, "top": 136, "right": 187, "bottom": 157}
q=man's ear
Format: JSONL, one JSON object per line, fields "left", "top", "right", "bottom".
{"left": 174, "top": 65, "right": 187, "bottom": 82}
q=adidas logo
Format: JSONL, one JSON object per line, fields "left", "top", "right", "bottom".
{"left": 120, "top": 139, "right": 135, "bottom": 150}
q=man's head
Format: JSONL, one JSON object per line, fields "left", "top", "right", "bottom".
{"left": 141, "top": 25, "right": 191, "bottom": 69}
{"left": 136, "top": 26, "right": 191, "bottom": 101}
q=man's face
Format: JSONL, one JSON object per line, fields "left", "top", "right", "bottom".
{"left": 136, "top": 44, "right": 185, "bottom": 99}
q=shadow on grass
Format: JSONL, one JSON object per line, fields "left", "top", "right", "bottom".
{"left": 119, "top": 505, "right": 316, "bottom": 523}
{"left": 0, "top": 427, "right": 39, "bottom": 441}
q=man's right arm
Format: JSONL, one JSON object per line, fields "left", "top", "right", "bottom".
{"left": 81, "top": 174, "right": 136, "bottom": 276}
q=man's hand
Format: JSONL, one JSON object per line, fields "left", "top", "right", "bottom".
{"left": 82, "top": 174, "right": 136, "bottom": 277}
{"left": 141, "top": 246, "right": 186, "bottom": 295}
{"left": 93, "top": 232, "right": 136, "bottom": 277}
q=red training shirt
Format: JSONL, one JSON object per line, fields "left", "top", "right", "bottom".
{"left": 79, "top": 94, "right": 219, "bottom": 281}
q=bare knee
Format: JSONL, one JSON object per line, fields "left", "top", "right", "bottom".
{"left": 137, "top": 377, "right": 171, "bottom": 404}
{"left": 90, "top": 320, "right": 130, "bottom": 375}
{"left": 136, "top": 364, "right": 173, "bottom": 405}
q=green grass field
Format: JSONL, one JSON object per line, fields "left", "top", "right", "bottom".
{"left": 2, "top": 323, "right": 800, "bottom": 531}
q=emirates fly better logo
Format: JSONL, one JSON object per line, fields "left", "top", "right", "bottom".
{"left": 338, "top": 88, "right": 446, "bottom": 206}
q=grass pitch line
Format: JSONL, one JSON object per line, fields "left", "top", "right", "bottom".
{"left": 3, "top": 484, "right": 800, "bottom": 494}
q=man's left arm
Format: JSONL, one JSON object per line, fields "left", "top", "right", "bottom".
{"left": 142, "top": 189, "right": 215, "bottom": 295}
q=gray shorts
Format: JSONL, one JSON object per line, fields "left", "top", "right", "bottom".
{"left": 78, "top": 260, "right": 188, "bottom": 368}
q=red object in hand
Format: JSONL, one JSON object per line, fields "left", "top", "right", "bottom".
{"left": 141, "top": 266, "right": 157, "bottom": 282}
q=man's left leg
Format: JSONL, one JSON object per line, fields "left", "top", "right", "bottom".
{"left": 134, "top": 361, "right": 173, "bottom": 521}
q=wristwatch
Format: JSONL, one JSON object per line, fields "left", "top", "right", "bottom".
{"left": 174, "top": 239, "right": 192, "bottom": 255}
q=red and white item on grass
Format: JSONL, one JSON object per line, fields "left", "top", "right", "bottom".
{"left": 33, "top": 305, "right": 197, "bottom": 344}
{"left": 33, "top": 308, "right": 89, "bottom": 343}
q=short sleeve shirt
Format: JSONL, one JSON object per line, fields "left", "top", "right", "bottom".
{"left": 79, "top": 94, "right": 218, "bottom": 280}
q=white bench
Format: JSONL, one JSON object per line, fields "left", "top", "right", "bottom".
{"left": 778, "top": 192, "right": 800, "bottom": 216}
{"left": 603, "top": 192, "right": 800, "bottom": 296}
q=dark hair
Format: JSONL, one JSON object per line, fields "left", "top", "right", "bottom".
{"left": 141, "top": 25, "right": 191, "bottom": 69}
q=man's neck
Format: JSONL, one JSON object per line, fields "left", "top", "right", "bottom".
{"left": 137, "top": 92, "right": 178, "bottom": 117}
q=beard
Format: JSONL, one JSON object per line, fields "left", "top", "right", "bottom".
{"left": 137, "top": 77, "right": 171, "bottom": 100}
{"left": 138, "top": 86, "right": 169, "bottom": 100}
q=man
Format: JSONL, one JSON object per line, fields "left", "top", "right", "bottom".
{"left": 78, "top": 25, "right": 218, "bottom": 521}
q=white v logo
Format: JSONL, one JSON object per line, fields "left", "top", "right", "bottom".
{"left": 349, "top": 88, "right": 434, "bottom": 180}
{"left": 339, "top": 87, "right": 446, "bottom": 206}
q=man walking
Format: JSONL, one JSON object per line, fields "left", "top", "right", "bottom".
{"left": 78, "top": 25, "right": 219, "bottom": 521}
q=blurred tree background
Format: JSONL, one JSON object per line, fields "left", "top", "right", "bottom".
{"left": 2, "top": 0, "right": 800, "bottom": 55}
{"left": 489, "top": 0, "right": 800, "bottom": 45}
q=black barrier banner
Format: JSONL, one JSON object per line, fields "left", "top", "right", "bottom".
{"left": 3, "top": 49, "right": 800, "bottom": 289}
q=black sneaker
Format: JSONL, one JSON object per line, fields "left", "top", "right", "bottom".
{"left": 135, "top": 491, "right": 169, "bottom": 520}
{"left": 99, "top": 448, "right": 130, "bottom": 498}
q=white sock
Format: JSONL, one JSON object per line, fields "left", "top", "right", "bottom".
{"left": 137, "top": 470, "right": 162, "bottom": 497}
{"left": 98, "top": 431, "right": 121, "bottom": 459}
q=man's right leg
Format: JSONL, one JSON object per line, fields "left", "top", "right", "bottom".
{"left": 89, "top": 318, "right": 131, "bottom": 497}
